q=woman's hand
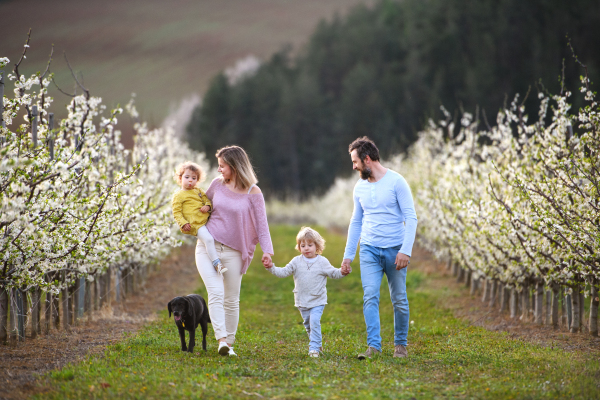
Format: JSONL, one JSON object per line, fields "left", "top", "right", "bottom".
{"left": 262, "top": 253, "right": 273, "bottom": 268}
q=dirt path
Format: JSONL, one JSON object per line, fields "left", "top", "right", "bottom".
{"left": 0, "top": 244, "right": 200, "bottom": 400}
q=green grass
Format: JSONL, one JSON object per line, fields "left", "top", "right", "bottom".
{"left": 36, "top": 225, "right": 600, "bottom": 399}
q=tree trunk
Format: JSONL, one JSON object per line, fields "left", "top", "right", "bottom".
{"left": 489, "top": 280, "right": 498, "bottom": 308}
{"left": 9, "top": 289, "right": 16, "bottom": 343}
{"left": 570, "top": 285, "right": 580, "bottom": 333}
{"left": 545, "top": 289, "right": 552, "bottom": 325}
{"left": 465, "top": 269, "right": 471, "bottom": 288}
{"left": 93, "top": 277, "right": 99, "bottom": 311}
{"left": 521, "top": 284, "right": 530, "bottom": 321}
{"left": 579, "top": 291, "right": 585, "bottom": 332}
{"left": 452, "top": 261, "right": 458, "bottom": 277}
{"left": 68, "top": 285, "right": 75, "bottom": 327}
{"left": 44, "top": 289, "right": 52, "bottom": 334}
{"left": 510, "top": 288, "right": 518, "bottom": 318}
{"left": 62, "top": 284, "right": 69, "bottom": 331}
{"left": 0, "top": 289, "right": 8, "bottom": 344}
{"left": 31, "top": 288, "right": 40, "bottom": 338}
{"left": 470, "top": 275, "right": 478, "bottom": 296}
{"left": 566, "top": 292, "right": 573, "bottom": 329}
{"left": 482, "top": 279, "right": 490, "bottom": 303}
{"left": 84, "top": 279, "right": 92, "bottom": 316}
{"left": 446, "top": 258, "right": 452, "bottom": 271}
{"left": 590, "top": 281, "right": 598, "bottom": 336}
{"left": 535, "top": 281, "right": 544, "bottom": 325}
{"left": 21, "top": 290, "right": 28, "bottom": 339}
{"left": 561, "top": 287, "right": 567, "bottom": 327}
{"left": 99, "top": 273, "right": 105, "bottom": 308}
{"left": 500, "top": 285, "right": 509, "bottom": 313}
{"left": 52, "top": 293, "right": 60, "bottom": 329}
{"left": 551, "top": 284, "right": 559, "bottom": 330}
{"left": 74, "top": 277, "right": 85, "bottom": 323}
{"left": 106, "top": 268, "right": 112, "bottom": 307}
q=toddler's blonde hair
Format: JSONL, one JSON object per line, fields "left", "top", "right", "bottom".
{"left": 295, "top": 226, "right": 326, "bottom": 254}
{"left": 174, "top": 161, "right": 204, "bottom": 186}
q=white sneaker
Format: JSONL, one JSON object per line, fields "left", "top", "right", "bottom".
{"left": 215, "top": 262, "right": 228, "bottom": 275}
{"left": 308, "top": 350, "right": 319, "bottom": 358}
{"left": 218, "top": 341, "right": 230, "bottom": 356}
{"left": 228, "top": 347, "right": 237, "bottom": 356}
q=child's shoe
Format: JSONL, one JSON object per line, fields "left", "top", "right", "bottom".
{"left": 308, "top": 350, "right": 319, "bottom": 358}
{"left": 215, "top": 262, "right": 228, "bottom": 275}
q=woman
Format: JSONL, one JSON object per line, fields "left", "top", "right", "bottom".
{"left": 197, "top": 145, "right": 274, "bottom": 356}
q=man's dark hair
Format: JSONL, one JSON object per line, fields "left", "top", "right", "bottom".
{"left": 348, "top": 136, "right": 380, "bottom": 162}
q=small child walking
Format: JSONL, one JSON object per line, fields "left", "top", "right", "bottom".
{"left": 172, "top": 162, "right": 227, "bottom": 275}
{"left": 264, "top": 226, "right": 348, "bottom": 357}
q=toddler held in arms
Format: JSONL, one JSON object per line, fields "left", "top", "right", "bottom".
{"left": 172, "top": 162, "right": 227, "bottom": 275}
{"left": 264, "top": 227, "right": 349, "bottom": 357}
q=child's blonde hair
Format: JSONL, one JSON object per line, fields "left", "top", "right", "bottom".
{"left": 173, "top": 161, "right": 204, "bottom": 186}
{"left": 295, "top": 226, "right": 326, "bottom": 254}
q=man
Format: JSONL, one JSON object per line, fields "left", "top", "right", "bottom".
{"left": 341, "top": 136, "right": 418, "bottom": 359}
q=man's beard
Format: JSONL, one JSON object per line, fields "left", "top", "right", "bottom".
{"left": 359, "top": 167, "right": 373, "bottom": 180}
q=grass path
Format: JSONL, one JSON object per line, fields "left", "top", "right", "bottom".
{"left": 36, "top": 225, "right": 600, "bottom": 399}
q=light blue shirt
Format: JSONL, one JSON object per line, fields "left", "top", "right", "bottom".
{"left": 343, "top": 169, "right": 418, "bottom": 260}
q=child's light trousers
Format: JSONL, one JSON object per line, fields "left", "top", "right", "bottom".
{"left": 197, "top": 225, "right": 219, "bottom": 263}
{"left": 298, "top": 305, "right": 325, "bottom": 352}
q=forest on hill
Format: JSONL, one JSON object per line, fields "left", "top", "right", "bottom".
{"left": 187, "top": 0, "right": 600, "bottom": 198}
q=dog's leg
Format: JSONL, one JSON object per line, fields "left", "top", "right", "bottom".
{"left": 201, "top": 321, "right": 208, "bottom": 351}
{"left": 178, "top": 325, "right": 187, "bottom": 352}
{"left": 188, "top": 328, "right": 195, "bottom": 353}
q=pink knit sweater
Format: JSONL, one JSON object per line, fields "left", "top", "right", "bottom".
{"left": 205, "top": 178, "right": 274, "bottom": 274}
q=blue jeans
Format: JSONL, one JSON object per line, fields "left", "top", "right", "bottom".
{"left": 360, "top": 243, "right": 409, "bottom": 350}
{"left": 298, "top": 305, "right": 325, "bottom": 352}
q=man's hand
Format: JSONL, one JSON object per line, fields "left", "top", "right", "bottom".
{"left": 341, "top": 258, "right": 352, "bottom": 275}
{"left": 262, "top": 253, "right": 273, "bottom": 268}
{"left": 182, "top": 223, "right": 191, "bottom": 232}
{"left": 395, "top": 252, "right": 410, "bottom": 270}
{"left": 200, "top": 205, "right": 211, "bottom": 213}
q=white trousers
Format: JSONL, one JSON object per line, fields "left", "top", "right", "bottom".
{"left": 197, "top": 225, "right": 219, "bottom": 263}
{"left": 195, "top": 239, "right": 243, "bottom": 344}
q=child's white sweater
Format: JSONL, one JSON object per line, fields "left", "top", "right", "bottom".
{"left": 268, "top": 255, "right": 344, "bottom": 308}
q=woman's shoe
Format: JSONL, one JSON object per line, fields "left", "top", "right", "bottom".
{"left": 228, "top": 347, "right": 237, "bottom": 356}
{"left": 218, "top": 341, "right": 230, "bottom": 356}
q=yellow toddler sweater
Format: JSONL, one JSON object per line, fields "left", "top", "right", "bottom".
{"left": 172, "top": 187, "right": 212, "bottom": 236}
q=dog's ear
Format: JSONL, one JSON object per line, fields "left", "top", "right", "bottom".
{"left": 167, "top": 300, "right": 173, "bottom": 318}
{"left": 184, "top": 296, "right": 196, "bottom": 325}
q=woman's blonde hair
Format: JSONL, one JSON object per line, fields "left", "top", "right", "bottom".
{"left": 216, "top": 145, "right": 258, "bottom": 190}
{"left": 295, "top": 227, "right": 326, "bottom": 254}
{"left": 173, "top": 161, "right": 204, "bottom": 186}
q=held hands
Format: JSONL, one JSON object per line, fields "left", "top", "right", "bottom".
{"left": 262, "top": 253, "right": 273, "bottom": 268}
{"left": 200, "top": 205, "right": 211, "bottom": 213}
{"left": 341, "top": 258, "right": 352, "bottom": 275}
{"left": 395, "top": 252, "right": 410, "bottom": 270}
{"left": 182, "top": 223, "right": 191, "bottom": 232}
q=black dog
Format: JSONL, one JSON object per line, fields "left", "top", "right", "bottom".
{"left": 167, "top": 294, "right": 210, "bottom": 353}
